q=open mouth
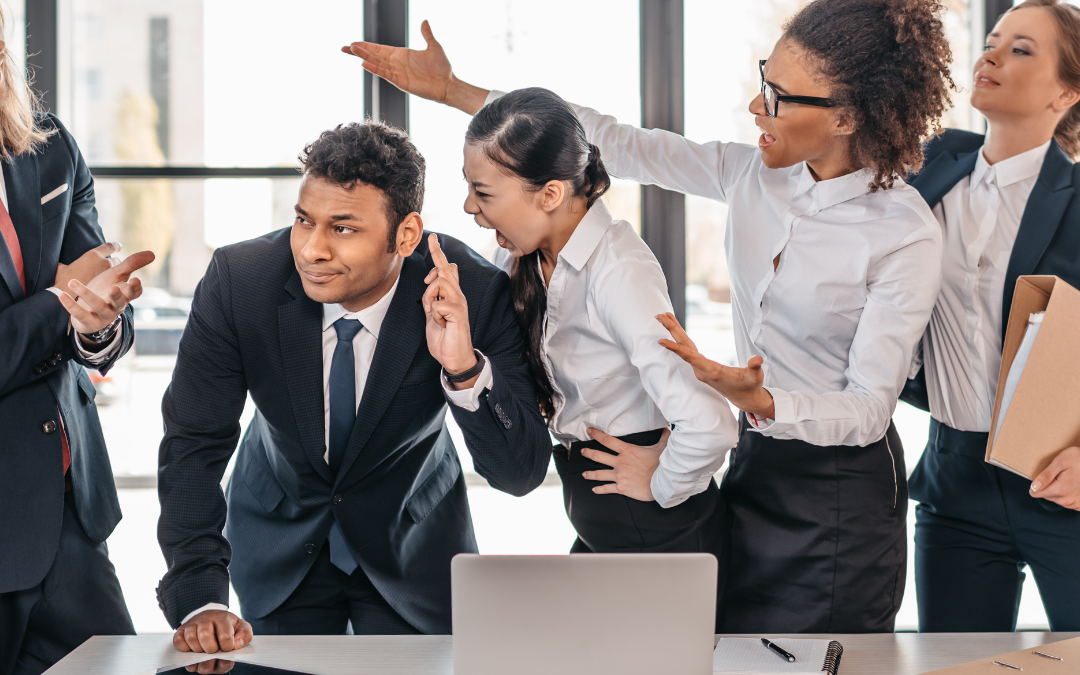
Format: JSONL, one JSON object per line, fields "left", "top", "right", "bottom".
{"left": 758, "top": 131, "right": 777, "bottom": 151}
{"left": 495, "top": 230, "right": 512, "bottom": 249}
{"left": 974, "top": 71, "right": 1000, "bottom": 87}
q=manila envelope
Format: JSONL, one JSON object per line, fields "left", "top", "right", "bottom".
{"left": 921, "top": 635, "right": 1080, "bottom": 674}
{"left": 986, "top": 276, "right": 1080, "bottom": 479}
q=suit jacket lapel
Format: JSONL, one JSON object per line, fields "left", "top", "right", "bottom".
{"left": 911, "top": 146, "right": 980, "bottom": 209}
{"left": 3, "top": 153, "right": 42, "bottom": 295}
{"left": 278, "top": 271, "right": 334, "bottom": 483}
{"left": 336, "top": 256, "right": 427, "bottom": 482}
{"left": 1001, "top": 139, "right": 1075, "bottom": 338}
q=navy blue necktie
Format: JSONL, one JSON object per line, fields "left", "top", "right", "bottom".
{"left": 327, "top": 317, "right": 363, "bottom": 575}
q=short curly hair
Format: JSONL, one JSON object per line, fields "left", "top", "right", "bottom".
{"left": 784, "top": 0, "right": 955, "bottom": 190}
{"left": 298, "top": 120, "right": 426, "bottom": 251}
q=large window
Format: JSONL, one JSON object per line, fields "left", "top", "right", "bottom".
{"left": 38, "top": 0, "right": 1052, "bottom": 634}
{"left": 408, "top": 0, "right": 641, "bottom": 256}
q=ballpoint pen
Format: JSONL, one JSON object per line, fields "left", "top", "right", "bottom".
{"left": 761, "top": 638, "right": 796, "bottom": 663}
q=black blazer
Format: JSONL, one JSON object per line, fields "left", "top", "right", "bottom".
{"left": 901, "top": 130, "right": 1080, "bottom": 411}
{"left": 0, "top": 115, "right": 134, "bottom": 594}
{"left": 156, "top": 228, "right": 551, "bottom": 633}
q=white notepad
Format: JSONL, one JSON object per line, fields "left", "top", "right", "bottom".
{"left": 713, "top": 638, "right": 844, "bottom": 674}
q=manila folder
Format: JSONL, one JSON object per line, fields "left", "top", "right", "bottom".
{"left": 922, "top": 636, "right": 1080, "bottom": 674}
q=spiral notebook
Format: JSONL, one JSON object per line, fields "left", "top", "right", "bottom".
{"left": 713, "top": 638, "right": 844, "bottom": 674}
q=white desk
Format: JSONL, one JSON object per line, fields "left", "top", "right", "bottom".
{"left": 44, "top": 632, "right": 1080, "bottom": 675}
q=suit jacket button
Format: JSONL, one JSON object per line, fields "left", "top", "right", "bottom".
{"left": 504, "top": 420, "right": 512, "bottom": 430}
{"left": 333, "top": 494, "right": 343, "bottom": 505}
{"left": 51, "top": 353, "right": 62, "bottom": 364}
{"left": 305, "top": 543, "right": 317, "bottom": 554}
{"left": 34, "top": 365, "right": 44, "bottom": 375}
{"left": 42, "top": 421, "right": 58, "bottom": 434}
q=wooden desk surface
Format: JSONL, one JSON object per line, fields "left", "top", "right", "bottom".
{"left": 44, "top": 632, "right": 1080, "bottom": 675}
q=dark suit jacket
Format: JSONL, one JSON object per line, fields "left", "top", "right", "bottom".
{"left": 0, "top": 114, "right": 134, "bottom": 594}
{"left": 156, "top": 228, "right": 551, "bottom": 633}
{"left": 901, "top": 130, "right": 1080, "bottom": 411}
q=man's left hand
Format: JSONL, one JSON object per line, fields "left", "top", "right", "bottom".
{"left": 56, "top": 249, "right": 155, "bottom": 336}
{"left": 1030, "top": 446, "right": 1080, "bottom": 511}
{"left": 422, "top": 234, "right": 477, "bottom": 389}
{"left": 580, "top": 428, "right": 670, "bottom": 502}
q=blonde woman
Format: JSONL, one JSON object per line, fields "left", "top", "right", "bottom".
{"left": 0, "top": 6, "right": 155, "bottom": 674}
{"left": 900, "top": 0, "right": 1080, "bottom": 632}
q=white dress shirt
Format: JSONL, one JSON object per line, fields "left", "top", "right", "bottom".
{"left": 921, "top": 140, "right": 1050, "bottom": 432}
{"left": 492, "top": 200, "right": 739, "bottom": 508}
{"left": 183, "top": 269, "right": 491, "bottom": 624}
{"left": 490, "top": 92, "right": 943, "bottom": 447}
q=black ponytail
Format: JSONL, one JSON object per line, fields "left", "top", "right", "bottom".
{"left": 466, "top": 88, "right": 611, "bottom": 420}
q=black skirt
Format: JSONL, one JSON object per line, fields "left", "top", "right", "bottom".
{"left": 719, "top": 416, "right": 907, "bottom": 633}
{"left": 553, "top": 429, "right": 730, "bottom": 629}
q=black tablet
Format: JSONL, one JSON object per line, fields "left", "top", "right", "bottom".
{"left": 157, "top": 660, "right": 318, "bottom": 675}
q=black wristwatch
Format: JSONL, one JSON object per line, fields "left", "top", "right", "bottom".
{"left": 80, "top": 315, "right": 122, "bottom": 345}
{"left": 445, "top": 350, "right": 486, "bottom": 383}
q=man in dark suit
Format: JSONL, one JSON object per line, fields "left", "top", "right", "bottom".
{"left": 0, "top": 105, "right": 155, "bottom": 675}
{"left": 158, "top": 120, "right": 551, "bottom": 653}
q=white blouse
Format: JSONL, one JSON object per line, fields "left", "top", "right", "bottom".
{"left": 496, "top": 92, "right": 943, "bottom": 447}
{"left": 922, "top": 140, "right": 1049, "bottom": 433}
{"left": 492, "top": 201, "right": 739, "bottom": 508}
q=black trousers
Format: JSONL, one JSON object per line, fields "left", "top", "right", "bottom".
{"left": 554, "top": 429, "right": 729, "bottom": 628}
{"left": 0, "top": 491, "right": 134, "bottom": 675}
{"left": 719, "top": 417, "right": 907, "bottom": 634}
{"left": 245, "top": 540, "right": 420, "bottom": 636}
{"left": 910, "top": 419, "right": 1080, "bottom": 632}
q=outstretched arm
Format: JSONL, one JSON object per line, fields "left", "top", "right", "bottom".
{"left": 342, "top": 21, "right": 747, "bottom": 203}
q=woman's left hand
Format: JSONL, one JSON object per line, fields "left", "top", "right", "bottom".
{"left": 656, "top": 312, "right": 775, "bottom": 419}
{"left": 1030, "top": 447, "right": 1080, "bottom": 511}
{"left": 580, "top": 428, "right": 670, "bottom": 502}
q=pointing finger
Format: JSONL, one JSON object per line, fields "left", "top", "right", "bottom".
{"left": 110, "top": 250, "right": 156, "bottom": 279}
{"left": 428, "top": 233, "right": 451, "bottom": 272}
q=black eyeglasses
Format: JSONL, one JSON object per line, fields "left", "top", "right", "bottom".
{"left": 758, "top": 60, "right": 836, "bottom": 118}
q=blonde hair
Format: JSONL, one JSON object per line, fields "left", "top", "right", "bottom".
{"left": 1009, "top": 0, "right": 1080, "bottom": 157}
{"left": 0, "top": 4, "right": 56, "bottom": 160}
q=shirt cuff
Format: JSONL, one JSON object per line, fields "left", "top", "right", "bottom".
{"left": 71, "top": 322, "right": 124, "bottom": 366}
{"left": 181, "top": 602, "right": 229, "bottom": 626}
{"left": 747, "top": 387, "right": 792, "bottom": 434}
{"left": 441, "top": 351, "right": 494, "bottom": 412}
{"left": 649, "top": 464, "right": 714, "bottom": 509}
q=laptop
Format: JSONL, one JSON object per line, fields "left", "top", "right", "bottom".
{"left": 452, "top": 553, "right": 717, "bottom": 675}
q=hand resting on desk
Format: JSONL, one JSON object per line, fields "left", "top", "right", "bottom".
{"left": 174, "top": 609, "right": 253, "bottom": 655}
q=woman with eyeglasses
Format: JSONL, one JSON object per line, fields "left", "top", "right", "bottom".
{"left": 899, "top": 0, "right": 1080, "bottom": 632}
{"left": 345, "top": 0, "right": 951, "bottom": 633}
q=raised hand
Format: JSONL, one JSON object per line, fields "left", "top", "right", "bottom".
{"left": 656, "top": 312, "right": 775, "bottom": 419}
{"left": 1030, "top": 446, "right": 1080, "bottom": 511}
{"left": 173, "top": 609, "right": 252, "bottom": 655}
{"left": 55, "top": 249, "right": 155, "bottom": 336}
{"left": 54, "top": 241, "right": 121, "bottom": 296}
{"left": 341, "top": 20, "right": 489, "bottom": 115}
{"left": 580, "top": 428, "right": 670, "bottom": 502}
{"left": 422, "top": 234, "right": 478, "bottom": 389}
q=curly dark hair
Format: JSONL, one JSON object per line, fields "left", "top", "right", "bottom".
{"left": 784, "top": 0, "right": 955, "bottom": 190}
{"left": 298, "top": 121, "right": 426, "bottom": 251}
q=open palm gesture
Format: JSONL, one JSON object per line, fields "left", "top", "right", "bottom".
{"left": 341, "top": 21, "right": 489, "bottom": 114}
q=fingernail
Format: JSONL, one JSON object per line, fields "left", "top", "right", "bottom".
{"left": 1031, "top": 482, "right": 1041, "bottom": 492}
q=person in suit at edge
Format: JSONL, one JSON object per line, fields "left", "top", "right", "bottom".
{"left": 898, "top": 0, "right": 1080, "bottom": 632}
{"left": 0, "top": 12, "right": 157, "bottom": 674}
{"left": 158, "top": 120, "right": 551, "bottom": 654}
{"left": 345, "top": 0, "right": 952, "bottom": 633}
